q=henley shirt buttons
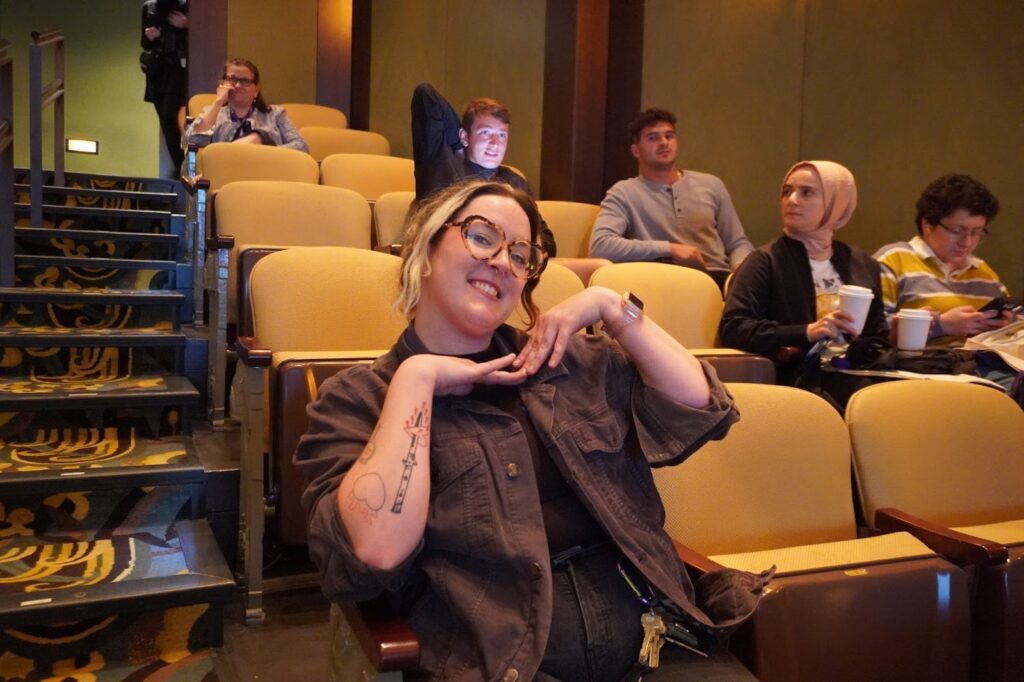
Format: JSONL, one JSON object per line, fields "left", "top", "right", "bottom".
{"left": 503, "top": 668, "right": 519, "bottom": 681}
{"left": 530, "top": 562, "right": 543, "bottom": 581}
{"left": 505, "top": 462, "right": 520, "bottom": 479}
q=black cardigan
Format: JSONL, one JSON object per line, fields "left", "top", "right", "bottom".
{"left": 720, "top": 235, "right": 889, "bottom": 381}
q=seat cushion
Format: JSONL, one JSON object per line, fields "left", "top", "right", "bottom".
{"left": 711, "top": 531, "right": 935, "bottom": 576}
{"left": 952, "top": 518, "right": 1024, "bottom": 546}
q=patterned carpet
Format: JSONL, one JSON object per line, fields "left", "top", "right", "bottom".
{"left": 0, "top": 488, "right": 221, "bottom": 681}
{"left": 0, "top": 606, "right": 219, "bottom": 681}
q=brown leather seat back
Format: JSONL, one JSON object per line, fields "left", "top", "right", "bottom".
{"left": 275, "top": 357, "right": 379, "bottom": 545}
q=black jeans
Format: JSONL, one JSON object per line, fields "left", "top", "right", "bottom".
{"left": 537, "top": 548, "right": 756, "bottom": 682}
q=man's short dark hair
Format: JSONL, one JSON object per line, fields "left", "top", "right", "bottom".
{"left": 915, "top": 174, "right": 1000, "bottom": 234}
{"left": 628, "top": 108, "right": 677, "bottom": 144}
{"left": 461, "top": 98, "right": 510, "bottom": 132}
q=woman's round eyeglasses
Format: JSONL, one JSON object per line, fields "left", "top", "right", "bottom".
{"left": 448, "top": 215, "right": 546, "bottom": 280}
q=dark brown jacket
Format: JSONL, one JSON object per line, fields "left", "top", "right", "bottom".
{"left": 296, "top": 326, "right": 746, "bottom": 681}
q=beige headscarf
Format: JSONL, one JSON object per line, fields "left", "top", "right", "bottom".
{"left": 781, "top": 160, "right": 857, "bottom": 259}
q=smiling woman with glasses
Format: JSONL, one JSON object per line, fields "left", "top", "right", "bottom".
{"left": 295, "top": 178, "right": 764, "bottom": 681}
{"left": 874, "top": 173, "right": 1014, "bottom": 343}
{"left": 184, "top": 57, "right": 308, "bottom": 153}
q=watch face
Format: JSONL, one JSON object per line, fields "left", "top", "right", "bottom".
{"left": 626, "top": 291, "right": 644, "bottom": 311}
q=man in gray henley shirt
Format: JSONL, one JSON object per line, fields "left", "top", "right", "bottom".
{"left": 589, "top": 108, "right": 753, "bottom": 288}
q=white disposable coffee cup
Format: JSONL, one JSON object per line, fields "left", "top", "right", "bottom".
{"left": 896, "top": 308, "right": 932, "bottom": 351}
{"left": 837, "top": 284, "right": 874, "bottom": 334}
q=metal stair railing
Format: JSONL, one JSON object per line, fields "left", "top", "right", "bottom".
{"left": 28, "top": 30, "right": 65, "bottom": 227}
{"left": 1, "top": 39, "right": 14, "bottom": 287}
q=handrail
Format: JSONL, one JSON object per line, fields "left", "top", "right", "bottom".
{"left": 1, "top": 39, "right": 14, "bottom": 286}
{"left": 29, "top": 29, "right": 65, "bottom": 226}
{"left": 31, "top": 30, "right": 64, "bottom": 47}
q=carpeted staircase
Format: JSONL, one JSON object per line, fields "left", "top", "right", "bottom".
{"left": 0, "top": 171, "right": 233, "bottom": 680}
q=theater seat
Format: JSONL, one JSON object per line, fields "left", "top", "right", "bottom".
{"left": 206, "top": 181, "right": 372, "bottom": 421}
{"left": 373, "top": 190, "right": 416, "bottom": 252}
{"left": 506, "top": 261, "right": 584, "bottom": 331}
{"left": 319, "top": 153, "right": 415, "bottom": 202}
{"left": 590, "top": 261, "right": 722, "bottom": 347}
{"left": 235, "top": 247, "right": 407, "bottom": 624}
{"left": 654, "top": 382, "right": 971, "bottom": 682}
{"left": 846, "top": 380, "right": 1024, "bottom": 682}
{"left": 535, "top": 199, "right": 611, "bottom": 285}
{"left": 279, "top": 102, "right": 348, "bottom": 130}
{"left": 301, "top": 126, "right": 391, "bottom": 161}
{"left": 187, "top": 92, "right": 216, "bottom": 118}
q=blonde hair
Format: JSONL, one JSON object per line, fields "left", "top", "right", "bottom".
{"left": 396, "top": 179, "right": 547, "bottom": 327}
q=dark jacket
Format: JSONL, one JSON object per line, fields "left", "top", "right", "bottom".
{"left": 296, "top": 325, "right": 750, "bottom": 681}
{"left": 720, "top": 235, "right": 889, "bottom": 384}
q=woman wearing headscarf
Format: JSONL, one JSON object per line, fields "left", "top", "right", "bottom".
{"left": 720, "top": 160, "right": 888, "bottom": 385}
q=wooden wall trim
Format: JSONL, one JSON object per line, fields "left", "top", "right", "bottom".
{"left": 316, "top": 0, "right": 370, "bottom": 128}
{"left": 603, "top": 0, "right": 643, "bottom": 190}
{"left": 188, "top": 0, "right": 227, "bottom": 96}
{"left": 540, "top": 0, "right": 610, "bottom": 203}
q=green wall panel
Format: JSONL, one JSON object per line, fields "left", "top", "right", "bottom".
{"left": 801, "top": 0, "right": 1024, "bottom": 296}
{"left": 224, "top": 0, "right": 317, "bottom": 105}
{"left": 370, "top": 0, "right": 546, "bottom": 188}
{"left": 643, "top": 0, "right": 1023, "bottom": 296}
{"left": 1, "top": 0, "right": 160, "bottom": 176}
{"left": 643, "top": 0, "right": 807, "bottom": 244}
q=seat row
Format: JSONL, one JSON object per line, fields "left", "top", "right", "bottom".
{"left": 226, "top": 245, "right": 773, "bottom": 624}
{"left": 191, "top": 164, "right": 753, "bottom": 421}
{"left": 326, "top": 373, "right": 1023, "bottom": 681}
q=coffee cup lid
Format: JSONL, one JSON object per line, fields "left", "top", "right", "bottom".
{"left": 897, "top": 308, "right": 933, "bottom": 319}
{"left": 839, "top": 284, "right": 873, "bottom": 298}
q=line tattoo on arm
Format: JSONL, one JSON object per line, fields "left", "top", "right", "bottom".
{"left": 349, "top": 473, "right": 386, "bottom": 523}
{"left": 358, "top": 423, "right": 381, "bottom": 463}
{"left": 391, "top": 402, "right": 430, "bottom": 514}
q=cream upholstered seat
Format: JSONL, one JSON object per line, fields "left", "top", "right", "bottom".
{"left": 654, "top": 382, "right": 970, "bottom": 681}
{"left": 300, "top": 126, "right": 391, "bottom": 161}
{"left": 506, "top": 261, "right": 584, "bottom": 331}
{"left": 846, "top": 380, "right": 1024, "bottom": 682}
{"left": 235, "top": 246, "right": 407, "bottom": 625}
{"left": 187, "top": 92, "right": 216, "bottom": 118}
{"left": 372, "top": 190, "right": 416, "bottom": 251}
{"left": 537, "top": 200, "right": 599, "bottom": 258}
{"left": 184, "top": 143, "right": 321, "bottom": 402}
{"left": 319, "top": 153, "right": 416, "bottom": 201}
{"left": 205, "top": 181, "right": 370, "bottom": 423}
{"left": 589, "top": 261, "right": 722, "bottom": 347}
{"left": 279, "top": 102, "right": 347, "bottom": 129}
{"left": 535, "top": 199, "right": 612, "bottom": 286}
{"left": 196, "top": 142, "right": 319, "bottom": 192}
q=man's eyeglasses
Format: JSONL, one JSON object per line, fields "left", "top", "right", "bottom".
{"left": 223, "top": 76, "right": 255, "bottom": 87}
{"left": 448, "top": 215, "right": 546, "bottom": 280}
{"left": 934, "top": 221, "right": 989, "bottom": 242}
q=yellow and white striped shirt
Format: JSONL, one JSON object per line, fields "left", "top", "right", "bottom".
{"left": 874, "top": 236, "right": 1008, "bottom": 339}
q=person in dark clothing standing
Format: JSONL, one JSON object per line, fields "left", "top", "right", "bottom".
{"left": 411, "top": 83, "right": 556, "bottom": 255}
{"left": 142, "top": 0, "right": 188, "bottom": 174}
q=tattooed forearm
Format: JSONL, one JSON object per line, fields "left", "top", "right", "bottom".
{"left": 350, "top": 473, "right": 386, "bottom": 522}
{"left": 391, "top": 402, "right": 430, "bottom": 514}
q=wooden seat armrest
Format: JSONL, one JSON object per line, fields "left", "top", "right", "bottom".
{"left": 340, "top": 601, "right": 420, "bottom": 672}
{"left": 182, "top": 174, "right": 210, "bottom": 196}
{"left": 672, "top": 539, "right": 726, "bottom": 578}
{"left": 207, "top": 233, "right": 234, "bottom": 250}
{"left": 875, "top": 507, "right": 1009, "bottom": 566}
{"left": 235, "top": 335, "right": 272, "bottom": 368}
{"left": 771, "top": 346, "right": 803, "bottom": 364}
{"left": 372, "top": 243, "right": 403, "bottom": 256}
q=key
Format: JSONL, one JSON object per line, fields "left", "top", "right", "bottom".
{"left": 639, "top": 610, "right": 666, "bottom": 669}
{"left": 663, "top": 618, "right": 709, "bottom": 659}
